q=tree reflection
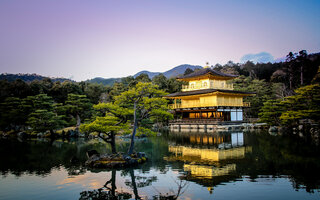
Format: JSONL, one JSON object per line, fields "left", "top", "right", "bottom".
{"left": 79, "top": 168, "right": 158, "bottom": 200}
{"left": 79, "top": 169, "right": 132, "bottom": 200}
{"left": 79, "top": 167, "right": 189, "bottom": 200}
{"left": 0, "top": 138, "right": 100, "bottom": 177}
{"left": 2, "top": 132, "right": 320, "bottom": 196}
{"left": 152, "top": 179, "right": 189, "bottom": 200}
{"left": 122, "top": 168, "right": 158, "bottom": 199}
{"left": 247, "top": 132, "right": 320, "bottom": 193}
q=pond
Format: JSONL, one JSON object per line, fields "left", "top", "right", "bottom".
{"left": 0, "top": 131, "right": 320, "bottom": 200}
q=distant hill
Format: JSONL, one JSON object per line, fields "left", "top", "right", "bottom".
{"left": 87, "top": 77, "right": 121, "bottom": 85}
{"left": 1, "top": 64, "right": 203, "bottom": 86}
{"left": 88, "top": 64, "right": 203, "bottom": 86}
{"left": 162, "top": 64, "right": 202, "bottom": 78}
{"left": 133, "top": 70, "right": 161, "bottom": 79}
{"left": 133, "top": 64, "right": 202, "bottom": 79}
{"left": 0, "top": 73, "right": 72, "bottom": 82}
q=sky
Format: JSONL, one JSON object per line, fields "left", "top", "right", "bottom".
{"left": 0, "top": 0, "right": 319, "bottom": 81}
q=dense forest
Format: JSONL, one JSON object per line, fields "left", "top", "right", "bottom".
{"left": 0, "top": 50, "right": 319, "bottom": 137}
{"left": 0, "top": 73, "right": 72, "bottom": 83}
{"left": 0, "top": 73, "right": 181, "bottom": 137}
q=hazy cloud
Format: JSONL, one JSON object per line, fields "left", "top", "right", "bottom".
{"left": 240, "top": 52, "right": 274, "bottom": 63}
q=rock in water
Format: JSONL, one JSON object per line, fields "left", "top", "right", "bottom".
{"left": 137, "top": 152, "right": 146, "bottom": 158}
{"left": 86, "top": 150, "right": 100, "bottom": 158}
{"left": 85, "top": 154, "right": 100, "bottom": 166}
{"left": 268, "top": 126, "right": 278, "bottom": 133}
{"left": 85, "top": 152, "right": 148, "bottom": 168}
{"left": 17, "top": 132, "right": 27, "bottom": 138}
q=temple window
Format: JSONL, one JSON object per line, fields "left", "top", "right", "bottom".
{"left": 203, "top": 82, "right": 207, "bottom": 88}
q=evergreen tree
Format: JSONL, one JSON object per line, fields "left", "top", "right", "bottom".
{"left": 284, "top": 52, "right": 298, "bottom": 90}
{"left": 135, "top": 73, "right": 151, "bottom": 83}
{"left": 83, "top": 83, "right": 110, "bottom": 104}
{"left": 280, "top": 84, "right": 320, "bottom": 125}
{"left": 259, "top": 84, "right": 320, "bottom": 126}
{"left": 259, "top": 99, "right": 283, "bottom": 125}
{"left": 82, "top": 82, "right": 172, "bottom": 154}
{"left": 63, "top": 94, "right": 92, "bottom": 128}
{"left": 27, "top": 110, "right": 66, "bottom": 134}
{"left": 233, "top": 76, "right": 275, "bottom": 118}
{"left": 26, "top": 94, "right": 67, "bottom": 134}
{"left": 114, "top": 82, "right": 172, "bottom": 154}
{"left": 152, "top": 74, "right": 168, "bottom": 91}
{"left": 80, "top": 114, "right": 129, "bottom": 154}
{"left": 0, "top": 97, "right": 24, "bottom": 129}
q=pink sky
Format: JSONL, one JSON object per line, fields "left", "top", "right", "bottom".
{"left": 0, "top": 0, "right": 319, "bottom": 81}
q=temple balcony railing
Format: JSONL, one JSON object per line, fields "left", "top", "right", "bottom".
{"left": 170, "top": 118, "right": 223, "bottom": 124}
{"left": 181, "top": 83, "right": 233, "bottom": 92}
{"left": 168, "top": 102, "right": 250, "bottom": 109}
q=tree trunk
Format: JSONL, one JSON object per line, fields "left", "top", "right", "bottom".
{"left": 128, "top": 102, "right": 138, "bottom": 155}
{"left": 111, "top": 169, "right": 116, "bottom": 197}
{"left": 129, "top": 169, "right": 140, "bottom": 200}
{"left": 49, "top": 129, "right": 55, "bottom": 139}
{"left": 76, "top": 114, "right": 81, "bottom": 128}
{"left": 301, "top": 65, "right": 304, "bottom": 85}
{"left": 110, "top": 131, "right": 116, "bottom": 154}
{"left": 103, "top": 169, "right": 117, "bottom": 196}
{"left": 98, "top": 131, "right": 117, "bottom": 154}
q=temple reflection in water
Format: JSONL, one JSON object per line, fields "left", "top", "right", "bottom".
{"left": 166, "top": 132, "right": 252, "bottom": 191}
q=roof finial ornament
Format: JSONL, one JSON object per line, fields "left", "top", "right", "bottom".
{"left": 204, "top": 62, "right": 210, "bottom": 68}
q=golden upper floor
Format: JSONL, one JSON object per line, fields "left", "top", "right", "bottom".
{"left": 182, "top": 79, "right": 234, "bottom": 91}
{"left": 178, "top": 67, "right": 237, "bottom": 91}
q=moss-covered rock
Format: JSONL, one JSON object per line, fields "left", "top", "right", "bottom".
{"left": 85, "top": 151, "right": 148, "bottom": 168}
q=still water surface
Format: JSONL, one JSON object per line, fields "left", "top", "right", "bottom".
{"left": 0, "top": 131, "right": 320, "bottom": 200}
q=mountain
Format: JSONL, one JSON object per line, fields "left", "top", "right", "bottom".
{"left": 0, "top": 73, "right": 72, "bottom": 82}
{"left": 1, "top": 64, "right": 203, "bottom": 85}
{"left": 88, "top": 64, "right": 203, "bottom": 86}
{"left": 1, "top": 64, "right": 203, "bottom": 86}
{"left": 162, "top": 64, "right": 202, "bottom": 78}
{"left": 133, "top": 70, "right": 161, "bottom": 79}
{"left": 133, "top": 64, "right": 202, "bottom": 79}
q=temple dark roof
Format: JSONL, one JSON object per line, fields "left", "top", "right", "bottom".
{"left": 177, "top": 68, "right": 238, "bottom": 79}
{"left": 164, "top": 89, "right": 255, "bottom": 98}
